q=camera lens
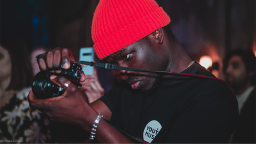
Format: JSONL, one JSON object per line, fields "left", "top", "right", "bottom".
{"left": 75, "top": 70, "right": 81, "bottom": 80}
{"left": 32, "top": 62, "right": 82, "bottom": 99}
{"left": 32, "top": 71, "right": 65, "bottom": 99}
{"left": 40, "top": 80, "right": 48, "bottom": 91}
{"left": 33, "top": 71, "right": 48, "bottom": 94}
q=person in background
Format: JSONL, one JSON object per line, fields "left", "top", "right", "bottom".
{"left": 0, "top": 36, "right": 56, "bottom": 143}
{"left": 80, "top": 68, "right": 104, "bottom": 103}
{"left": 223, "top": 49, "right": 255, "bottom": 143}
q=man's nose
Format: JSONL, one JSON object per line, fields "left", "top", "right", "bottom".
{"left": 118, "top": 61, "right": 129, "bottom": 80}
{"left": 120, "top": 71, "right": 128, "bottom": 80}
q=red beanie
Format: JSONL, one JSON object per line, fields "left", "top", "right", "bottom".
{"left": 91, "top": 0, "right": 171, "bottom": 59}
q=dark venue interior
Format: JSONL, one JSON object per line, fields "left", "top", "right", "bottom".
{"left": 1, "top": 0, "right": 255, "bottom": 79}
{"left": 0, "top": 0, "right": 255, "bottom": 143}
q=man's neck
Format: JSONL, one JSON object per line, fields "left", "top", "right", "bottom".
{"left": 164, "top": 40, "right": 192, "bottom": 74}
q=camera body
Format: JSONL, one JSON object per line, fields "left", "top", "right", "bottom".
{"left": 32, "top": 61, "right": 83, "bottom": 99}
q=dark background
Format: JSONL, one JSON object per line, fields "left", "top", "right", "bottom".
{"left": 1, "top": 0, "right": 255, "bottom": 86}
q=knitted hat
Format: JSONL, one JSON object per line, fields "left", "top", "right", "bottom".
{"left": 91, "top": 0, "right": 171, "bottom": 59}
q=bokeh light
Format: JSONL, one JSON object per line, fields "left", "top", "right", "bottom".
{"left": 199, "top": 55, "right": 212, "bottom": 69}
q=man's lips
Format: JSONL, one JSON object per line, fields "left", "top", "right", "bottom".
{"left": 130, "top": 81, "right": 140, "bottom": 89}
{"left": 127, "top": 76, "right": 141, "bottom": 89}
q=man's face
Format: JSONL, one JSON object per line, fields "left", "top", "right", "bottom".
{"left": 225, "top": 55, "right": 248, "bottom": 89}
{"left": 106, "top": 37, "right": 168, "bottom": 93}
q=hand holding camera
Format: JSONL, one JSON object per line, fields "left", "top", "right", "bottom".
{"left": 32, "top": 61, "right": 83, "bottom": 99}
{"left": 28, "top": 48, "right": 98, "bottom": 129}
{"left": 32, "top": 48, "right": 86, "bottom": 99}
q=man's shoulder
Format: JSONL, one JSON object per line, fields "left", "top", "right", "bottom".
{"left": 188, "top": 77, "right": 238, "bottom": 113}
{"left": 179, "top": 73, "right": 233, "bottom": 96}
{"left": 196, "top": 77, "right": 232, "bottom": 92}
{"left": 194, "top": 62, "right": 216, "bottom": 78}
{"left": 170, "top": 63, "right": 238, "bottom": 111}
{"left": 188, "top": 63, "right": 234, "bottom": 95}
{"left": 161, "top": 76, "right": 236, "bottom": 106}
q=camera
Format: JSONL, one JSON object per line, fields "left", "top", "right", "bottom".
{"left": 32, "top": 61, "right": 83, "bottom": 99}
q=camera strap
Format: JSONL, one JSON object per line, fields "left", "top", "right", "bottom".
{"left": 37, "top": 53, "right": 205, "bottom": 78}
{"left": 78, "top": 61, "right": 157, "bottom": 73}
{"left": 78, "top": 61, "right": 205, "bottom": 78}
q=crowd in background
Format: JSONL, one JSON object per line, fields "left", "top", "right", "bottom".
{"left": 1, "top": 0, "right": 256, "bottom": 143}
{"left": 0, "top": 34, "right": 255, "bottom": 143}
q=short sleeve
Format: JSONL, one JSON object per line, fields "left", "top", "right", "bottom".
{"left": 99, "top": 84, "right": 122, "bottom": 114}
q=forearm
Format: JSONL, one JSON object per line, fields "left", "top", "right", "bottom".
{"left": 82, "top": 109, "right": 132, "bottom": 143}
{"left": 95, "top": 119, "right": 133, "bottom": 143}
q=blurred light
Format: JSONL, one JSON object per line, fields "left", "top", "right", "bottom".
{"left": 212, "top": 70, "right": 219, "bottom": 78}
{"left": 253, "top": 40, "right": 256, "bottom": 56}
{"left": 32, "top": 16, "right": 39, "bottom": 27}
{"left": 199, "top": 55, "right": 212, "bottom": 69}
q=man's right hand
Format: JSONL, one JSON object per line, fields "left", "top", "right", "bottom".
{"left": 37, "top": 47, "right": 86, "bottom": 82}
{"left": 30, "top": 47, "right": 131, "bottom": 143}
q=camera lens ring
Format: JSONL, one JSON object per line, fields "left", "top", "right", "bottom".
{"left": 40, "top": 80, "right": 48, "bottom": 91}
{"left": 75, "top": 70, "right": 82, "bottom": 80}
{"left": 32, "top": 71, "right": 56, "bottom": 99}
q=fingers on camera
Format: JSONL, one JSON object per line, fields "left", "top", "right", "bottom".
{"left": 58, "top": 76, "right": 76, "bottom": 92}
{"left": 42, "top": 49, "right": 65, "bottom": 72}
{"left": 39, "top": 58, "right": 47, "bottom": 71}
{"left": 46, "top": 50, "right": 62, "bottom": 71}
{"left": 62, "top": 48, "right": 70, "bottom": 69}
{"left": 53, "top": 50, "right": 61, "bottom": 68}
{"left": 46, "top": 51, "right": 53, "bottom": 69}
{"left": 39, "top": 48, "right": 74, "bottom": 72}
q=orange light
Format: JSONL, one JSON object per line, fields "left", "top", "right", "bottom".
{"left": 253, "top": 40, "right": 256, "bottom": 56}
{"left": 199, "top": 55, "right": 212, "bottom": 69}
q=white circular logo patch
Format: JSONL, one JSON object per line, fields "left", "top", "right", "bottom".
{"left": 143, "top": 120, "right": 162, "bottom": 143}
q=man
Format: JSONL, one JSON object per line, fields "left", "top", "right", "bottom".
{"left": 223, "top": 49, "right": 255, "bottom": 143}
{"left": 28, "top": 0, "right": 238, "bottom": 143}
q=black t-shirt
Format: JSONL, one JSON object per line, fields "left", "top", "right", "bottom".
{"left": 99, "top": 63, "right": 238, "bottom": 143}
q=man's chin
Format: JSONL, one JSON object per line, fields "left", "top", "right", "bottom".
{"left": 141, "top": 79, "right": 161, "bottom": 96}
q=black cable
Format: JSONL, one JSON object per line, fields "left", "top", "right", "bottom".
{"left": 77, "top": 61, "right": 185, "bottom": 76}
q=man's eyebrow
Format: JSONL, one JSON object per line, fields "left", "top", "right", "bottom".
{"left": 112, "top": 49, "right": 126, "bottom": 60}
{"left": 104, "top": 48, "right": 127, "bottom": 62}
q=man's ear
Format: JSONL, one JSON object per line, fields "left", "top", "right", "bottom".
{"left": 150, "top": 28, "right": 164, "bottom": 44}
